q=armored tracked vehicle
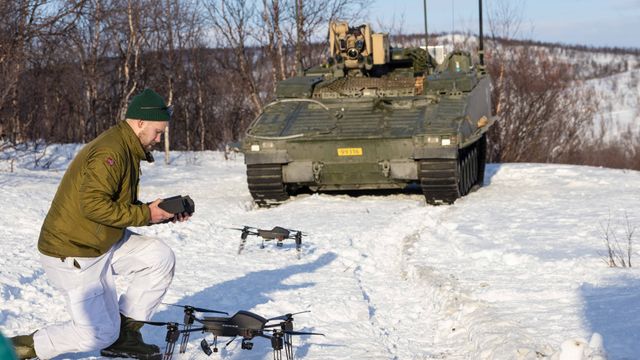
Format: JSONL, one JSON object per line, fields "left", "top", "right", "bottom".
{"left": 242, "top": 4, "right": 493, "bottom": 207}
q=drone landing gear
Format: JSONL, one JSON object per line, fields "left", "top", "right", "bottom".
{"left": 163, "top": 323, "right": 180, "bottom": 360}
{"left": 270, "top": 332, "right": 295, "bottom": 360}
{"left": 238, "top": 230, "right": 249, "bottom": 254}
{"left": 294, "top": 232, "right": 302, "bottom": 260}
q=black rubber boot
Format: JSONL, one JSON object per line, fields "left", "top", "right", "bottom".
{"left": 10, "top": 332, "right": 37, "bottom": 360}
{"left": 100, "top": 314, "right": 161, "bottom": 360}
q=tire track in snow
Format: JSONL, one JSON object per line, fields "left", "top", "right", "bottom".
{"left": 405, "top": 208, "right": 554, "bottom": 359}
{"left": 353, "top": 263, "right": 400, "bottom": 360}
{"left": 349, "top": 202, "right": 551, "bottom": 359}
{"left": 348, "top": 205, "right": 448, "bottom": 359}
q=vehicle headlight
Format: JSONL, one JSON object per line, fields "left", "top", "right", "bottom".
{"left": 426, "top": 136, "right": 440, "bottom": 144}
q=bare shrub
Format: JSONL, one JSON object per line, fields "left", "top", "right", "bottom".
{"left": 599, "top": 212, "right": 636, "bottom": 268}
{"left": 486, "top": 46, "right": 597, "bottom": 163}
{"left": 566, "top": 118, "right": 640, "bottom": 170}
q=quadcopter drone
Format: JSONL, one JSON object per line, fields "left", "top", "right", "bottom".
{"left": 230, "top": 226, "right": 306, "bottom": 255}
{"left": 143, "top": 304, "right": 323, "bottom": 360}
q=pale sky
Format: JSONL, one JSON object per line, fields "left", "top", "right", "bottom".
{"left": 369, "top": 0, "right": 640, "bottom": 49}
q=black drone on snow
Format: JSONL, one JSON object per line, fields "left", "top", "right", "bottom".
{"left": 230, "top": 226, "right": 306, "bottom": 255}
{"left": 141, "top": 304, "right": 323, "bottom": 360}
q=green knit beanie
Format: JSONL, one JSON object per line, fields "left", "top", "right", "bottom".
{"left": 125, "top": 88, "right": 172, "bottom": 121}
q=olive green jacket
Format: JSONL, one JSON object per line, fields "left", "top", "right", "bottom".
{"left": 38, "top": 121, "right": 151, "bottom": 258}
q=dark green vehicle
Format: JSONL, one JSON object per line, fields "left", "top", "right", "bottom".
{"left": 242, "top": 6, "right": 493, "bottom": 207}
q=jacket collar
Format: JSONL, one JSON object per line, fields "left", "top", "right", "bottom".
{"left": 118, "top": 121, "right": 149, "bottom": 162}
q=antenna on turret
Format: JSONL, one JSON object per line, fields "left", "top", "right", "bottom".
{"left": 422, "top": 0, "right": 435, "bottom": 73}
{"left": 478, "top": 0, "right": 485, "bottom": 68}
{"left": 423, "top": 0, "right": 429, "bottom": 49}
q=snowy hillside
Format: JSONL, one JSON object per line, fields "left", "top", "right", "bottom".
{"left": 590, "top": 62, "right": 640, "bottom": 142}
{"left": 410, "top": 34, "right": 640, "bottom": 146}
{"left": 1, "top": 148, "right": 640, "bottom": 360}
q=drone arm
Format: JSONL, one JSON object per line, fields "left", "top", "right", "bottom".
{"left": 264, "top": 323, "right": 283, "bottom": 329}
{"left": 255, "top": 333, "right": 273, "bottom": 340}
{"left": 181, "top": 327, "right": 206, "bottom": 333}
{"left": 284, "top": 330, "right": 326, "bottom": 336}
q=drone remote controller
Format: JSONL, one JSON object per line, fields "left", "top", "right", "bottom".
{"left": 159, "top": 195, "right": 195, "bottom": 215}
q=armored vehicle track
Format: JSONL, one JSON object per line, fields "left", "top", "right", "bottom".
{"left": 419, "top": 135, "right": 486, "bottom": 204}
{"left": 246, "top": 164, "right": 289, "bottom": 207}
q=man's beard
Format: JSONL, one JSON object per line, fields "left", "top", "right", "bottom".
{"left": 138, "top": 132, "right": 156, "bottom": 151}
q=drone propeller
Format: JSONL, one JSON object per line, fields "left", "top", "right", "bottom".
{"left": 135, "top": 320, "right": 180, "bottom": 327}
{"left": 266, "top": 310, "right": 311, "bottom": 322}
{"left": 228, "top": 225, "right": 257, "bottom": 230}
{"left": 228, "top": 226, "right": 259, "bottom": 233}
{"left": 163, "top": 303, "right": 229, "bottom": 315}
{"left": 284, "top": 330, "right": 325, "bottom": 336}
{"left": 132, "top": 320, "right": 204, "bottom": 334}
{"left": 230, "top": 225, "right": 307, "bottom": 238}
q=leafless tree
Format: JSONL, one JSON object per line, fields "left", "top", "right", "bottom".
{"left": 65, "top": 0, "right": 114, "bottom": 142}
{"left": 486, "top": 46, "right": 596, "bottom": 162}
{"left": 375, "top": 12, "right": 407, "bottom": 47}
{"left": 2, "top": 0, "right": 637, "bottom": 174}
{"left": 483, "top": 0, "right": 597, "bottom": 163}
{"left": 486, "top": 0, "right": 525, "bottom": 117}
{"left": 259, "top": 0, "right": 287, "bottom": 89}
{"left": 284, "top": 0, "right": 366, "bottom": 74}
{"left": 0, "top": 0, "right": 84, "bottom": 143}
{"left": 110, "top": 0, "right": 145, "bottom": 125}
{"left": 204, "top": 0, "right": 264, "bottom": 115}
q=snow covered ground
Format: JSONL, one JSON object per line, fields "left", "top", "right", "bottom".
{"left": 1, "top": 147, "right": 640, "bottom": 360}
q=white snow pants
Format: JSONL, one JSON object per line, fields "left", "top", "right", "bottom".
{"left": 32, "top": 230, "right": 175, "bottom": 359}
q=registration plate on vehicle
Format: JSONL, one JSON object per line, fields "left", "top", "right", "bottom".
{"left": 337, "top": 147, "right": 363, "bottom": 156}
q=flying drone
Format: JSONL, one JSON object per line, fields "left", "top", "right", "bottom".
{"left": 143, "top": 304, "right": 323, "bottom": 360}
{"left": 230, "top": 226, "right": 306, "bottom": 255}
